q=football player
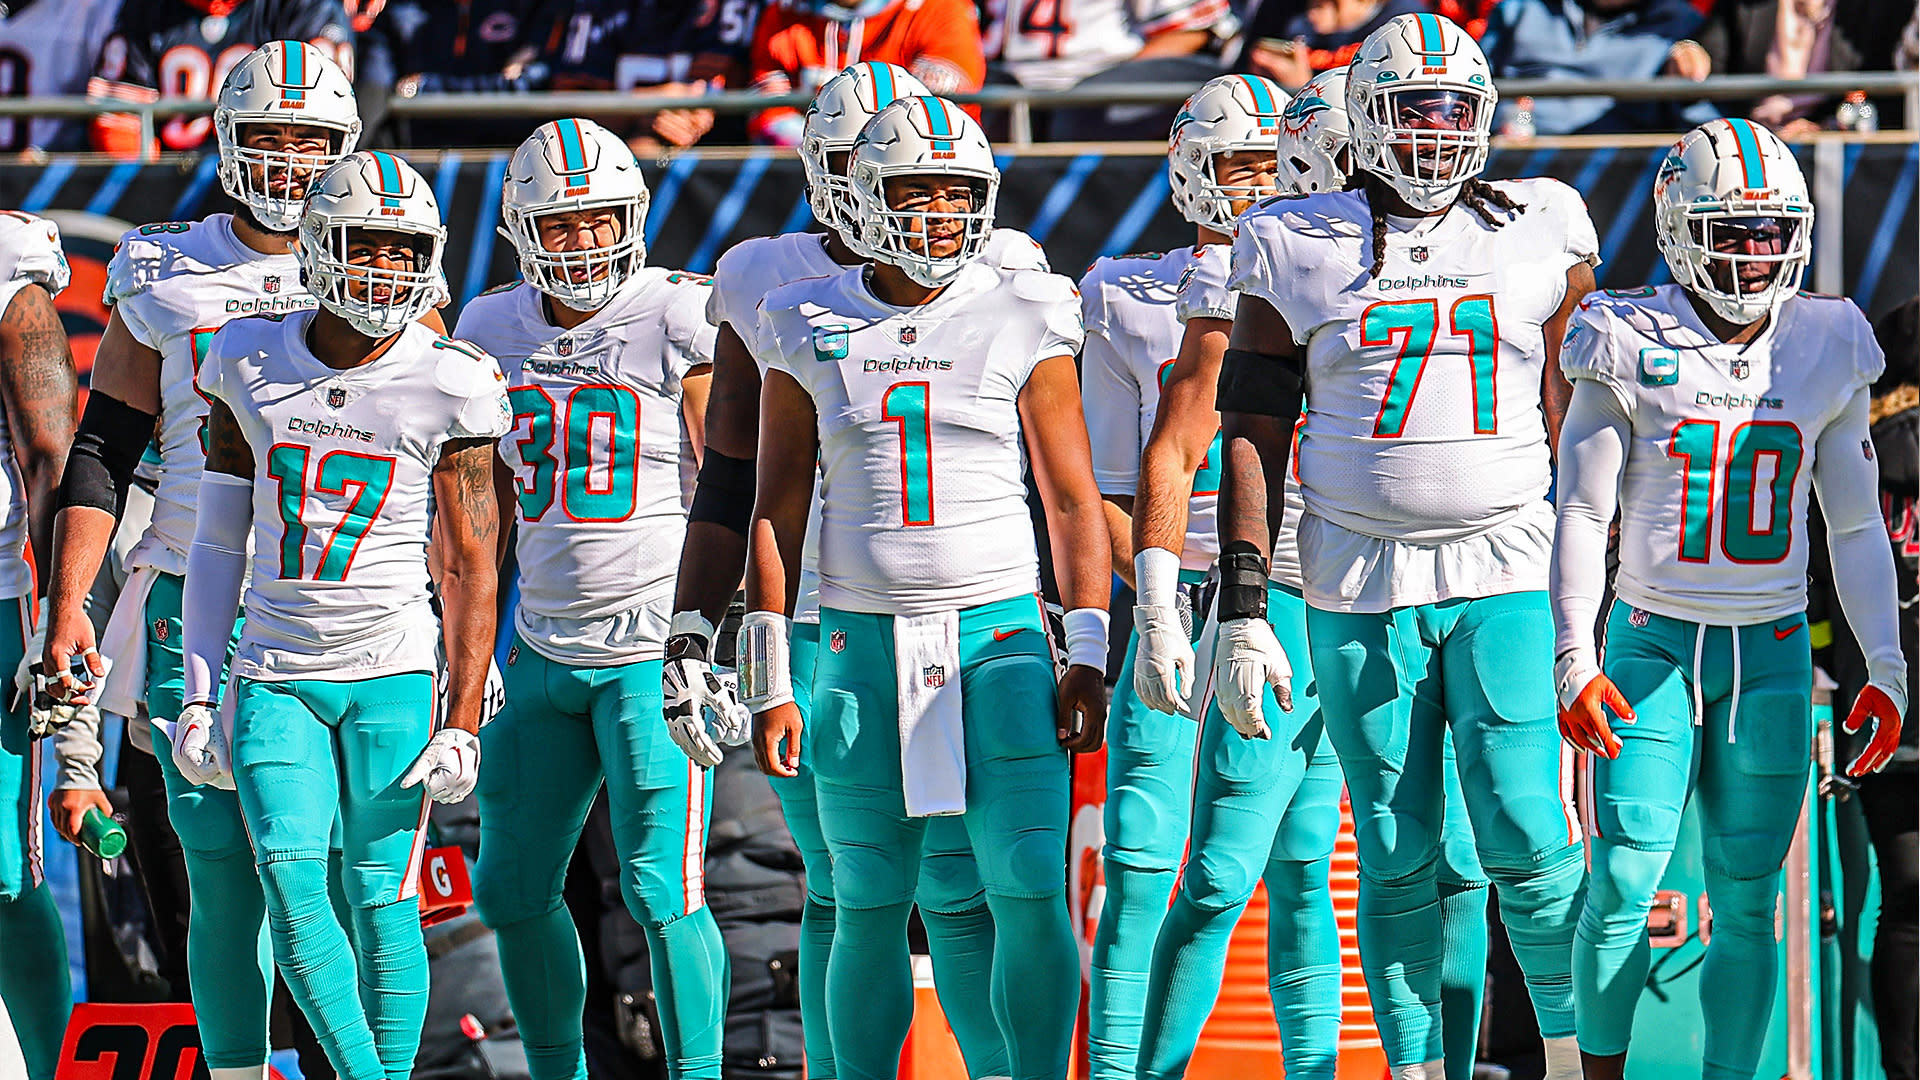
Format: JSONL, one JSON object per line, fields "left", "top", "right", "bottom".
{"left": 1212, "top": 15, "right": 1596, "bottom": 1080}
{"left": 1124, "top": 67, "right": 1493, "bottom": 1080}
{"left": 455, "top": 118, "right": 730, "bottom": 1080}
{"left": 1552, "top": 120, "right": 1907, "bottom": 1080}
{"left": 0, "top": 210, "right": 80, "bottom": 1080}
{"left": 741, "top": 95, "right": 1108, "bottom": 1080}
{"left": 0, "top": 0, "right": 123, "bottom": 151}
{"left": 40, "top": 42, "right": 364, "bottom": 1080}
{"left": 665, "top": 60, "right": 1048, "bottom": 1080}
{"left": 180, "top": 151, "right": 507, "bottom": 1080}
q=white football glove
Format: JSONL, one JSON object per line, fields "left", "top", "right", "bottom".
{"left": 157, "top": 704, "right": 235, "bottom": 790}
{"left": 1132, "top": 604, "right": 1195, "bottom": 715}
{"left": 664, "top": 653, "right": 752, "bottom": 768}
{"left": 1212, "top": 617, "right": 1293, "bottom": 740}
{"left": 480, "top": 659, "right": 505, "bottom": 725}
{"left": 401, "top": 729, "right": 481, "bottom": 804}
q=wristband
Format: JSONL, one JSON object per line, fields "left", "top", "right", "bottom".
{"left": 1062, "top": 608, "right": 1110, "bottom": 672}
{"left": 1552, "top": 648, "right": 1601, "bottom": 712}
{"left": 1133, "top": 547, "right": 1182, "bottom": 611}
{"left": 1215, "top": 540, "right": 1269, "bottom": 622}
{"left": 737, "top": 610, "right": 793, "bottom": 711}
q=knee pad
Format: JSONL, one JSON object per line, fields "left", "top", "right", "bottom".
{"left": 168, "top": 788, "right": 254, "bottom": 863}
{"left": 1586, "top": 840, "right": 1670, "bottom": 918}
{"left": 831, "top": 843, "right": 917, "bottom": 911}
{"left": 1273, "top": 798, "right": 1341, "bottom": 865}
{"left": 1703, "top": 873, "right": 1781, "bottom": 943}
{"left": 980, "top": 823, "right": 1067, "bottom": 901}
{"left": 1103, "top": 781, "right": 1188, "bottom": 870}
{"left": 1703, "top": 827, "right": 1796, "bottom": 887}
{"left": 1352, "top": 812, "right": 1442, "bottom": 886}
{"left": 471, "top": 854, "right": 562, "bottom": 930}
{"left": 916, "top": 847, "right": 986, "bottom": 914}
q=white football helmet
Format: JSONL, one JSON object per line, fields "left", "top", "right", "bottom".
{"left": 802, "top": 63, "right": 930, "bottom": 237}
{"left": 500, "top": 118, "right": 649, "bottom": 312}
{"left": 1347, "top": 13, "right": 1496, "bottom": 212}
{"left": 299, "top": 151, "right": 447, "bottom": 338}
{"left": 1654, "top": 119, "right": 1813, "bottom": 325}
{"left": 846, "top": 96, "right": 999, "bottom": 288}
{"left": 215, "top": 41, "right": 362, "bottom": 233}
{"left": 1277, "top": 67, "right": 1352, "bottom": 195}
{"left": 1168, "top": 74, "right": 1287, "bottom": 231}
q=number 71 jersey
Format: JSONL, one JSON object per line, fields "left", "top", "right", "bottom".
{"left": 198, "top": 311, "right": 513, "bottom": 682}
{"left": 1561, "top": 285, "right": 1885, "bottom": 625}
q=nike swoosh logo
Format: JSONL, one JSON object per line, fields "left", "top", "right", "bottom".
{"left": 992, "top": 628, "right": 1026, "bottom": 641}
{"left": 1774, "top": 623, "right": 1801, "bottom": 641}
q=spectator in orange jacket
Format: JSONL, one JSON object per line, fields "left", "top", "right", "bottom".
{"left": 748, "top": 0, "right": 985, "bottom": 144}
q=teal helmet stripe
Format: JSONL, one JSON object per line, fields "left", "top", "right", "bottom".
{"left": 371, "top": 151, "right": 404, "bottom": 207}
{"left": 1415, "top": 12, "right": 1446, "bottom": 61}
{"left": 1725, "top": 118, "right": 1769, "bottom": 191}
{"left": 870, "top": 63, "right": 898, "bottom": 109}
{"left": 556, "top": 119, "right": 589, "bottom": 176}
{"left": 280, "top": 40, "right": 306, "bottom": 98}
{"left": 919, "top": 95, "right": 954, "bottom": 150}
{"left": 1237, "top": 74, "right": 1278, "bottom": 118}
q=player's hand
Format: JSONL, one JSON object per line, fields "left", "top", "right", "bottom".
{"left": 1057, "top": 663, "right": 1108, "bottom": 752}
{"left": 1213, "top": 617, "right": 1292, "bottom": 740}
{"left": 41, "top": 601, "right": 108, "bottom": 707}
{"left": 1843, "top": 684, "right": 1905, "bottom": 777}
{"left": 753, "top": 700, "right": 803, "bottom": 778}
{"left": 49, "top": 788, "right": 113, "bottom": 846}
{"left": 158, "top": 705, "right": 235, "bottom": 790}
{"left": 401, "top": 729, "right": 481, "bottom": 804}
{"left": 1132, "top": 604, "right": 1194, "bottom": 715}
{"left": 1555, "top": 654, "right": 1633, "bottom": 758}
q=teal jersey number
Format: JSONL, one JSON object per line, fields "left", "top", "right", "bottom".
{"left": 1365, "top": 295, "right": 1499, "bottom": 437}
{"left": 267, "top": 444, "right": 398, "bottom": 581}
{"left": 881, "top": 381, "right": 934, "bottom": 526}
{"left": 1667, "top": 419, "right": 1803, "bottom": 565}
{"left": 509, "top": 383, "right": 642, "bottom": 523}
{"left": 189, "top": 327, "right": 220, "bottom": 454}
{"left": 1158, "top": 359, "right": 1223, "bottom": 497}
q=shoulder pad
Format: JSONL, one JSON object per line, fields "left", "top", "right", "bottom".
{"left": 478, "top": 280, "right": 522, "bottom": 297}
{"left": 1009, "top": 269, "right": 1078, "bottom": 304}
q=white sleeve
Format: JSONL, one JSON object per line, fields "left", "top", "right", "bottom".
{"left": 1079, "top": 327, "right": 1142, "bottom": 496}
{"left": 1549, "top": 378, "right": 1631, "bottom": 669}
{"left": 181, "top": 472, "right": 251, "bottom": 708}
{"left": 1816, "top": 387, "right": 1909, "bottom": 710}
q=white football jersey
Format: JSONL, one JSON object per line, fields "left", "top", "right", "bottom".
{"left": 1168, "top": 241, "right": 1308, "bottom": 590}
{"left": 1562, "top": 285, "right": 1884, "bottom": 626}
{"left": 455, "top": 268, "right": 716, "bottom": 665}
{"left": 708, "top": 226, "right": 1050, "bottom": 621}
{"left": 0, "top": 211, "right": 70, "bottom": 600}
{"left": 0, "top": 0, "right": 121, "bottom": 151}
{"left": 1079, "top": 244, "right": 1220, "bottom": 572}
{"left": 107, "top": 215, "right": 315, "bottom": 576}
{"left": 1230, "top": 180, "right": 1598, "bottom": 609}
{"left": 757, "top": 261, "right": 1083, "bottom": 616}
{"left": 197, "top": 312, "right": 512, "bottom": 681}
{"left": 993, "top": 0, "right": 1224, "bottom": 90}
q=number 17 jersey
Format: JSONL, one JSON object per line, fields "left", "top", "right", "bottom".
{"left": 1561, "top": 285, "right": 1885, "bottom": 625}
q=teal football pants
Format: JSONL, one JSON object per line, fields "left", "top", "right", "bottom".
{"left": 812, "top": 597, "right": 1076, "bottom": 1080}
{"left": 231, "top": 672, "right": 436, "bottom": 1080}
{"left": 1574, "top": 605, "right": 1813, "bottom": 1080}
{"left": 474, "top": 642, "right": 729, "bottom": 1080}
{"left": 0, "top": 596, "right": 69, "bottom": 1080}
{"left": 1309, "top": 590, "right": 1583, "bottom": 1068}
{"left": 142, "top": 573, "right": 273, "bottom": 1073}
{"left": 773, "top": 623, "right": 1008, "bottom": 1079}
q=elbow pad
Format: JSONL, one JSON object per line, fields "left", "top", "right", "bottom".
{"left": 688, "top": 448, "right": 756, "bottom": 537}
{"left": 58, "top": 392, "right": 157, "bottom": 518}
{"left": 1218, "top": 348, "right": 1305, "bottom": 423}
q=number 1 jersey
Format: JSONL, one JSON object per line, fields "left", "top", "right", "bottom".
{"left": 197, "top": 312, "right": 512, "bottom": 681}
{"left": 1561, "top": 285, "right": 1885, "bottom": 625}
{"left": 757, "top": 260, "right": 1083, "bottom": 617}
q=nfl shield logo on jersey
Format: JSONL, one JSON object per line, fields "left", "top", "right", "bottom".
{"left": 829, "top": 630, "right": 847, "bottom": 653}
{"left": 264, "top": 275, "right": 280, "bottom": 294}
{"left": 899, "top": 325, "right": 917, "bottom": 345}
{"left": 1629, "top": 608, "right": 1651, "bottom": 628}
{"left": 923, "top": 664, "right": 945, "bottom": 688}
{"left": 1411, "top": 247, "right": 1430, "bottom": 263}
{"left": 557, "top": 337, "right": 574, "bottom": 357}
{"left": 1729, "top": 357, "right": 1750, "bottom": 380}
{"left": 152, "top": 618, "right": 169, "bottom": 642}
{"left": 507, "top": 645, "right": 519, "bottom": 666}
{"left": 327, "top": 387, "right": 347, "bottom": 410}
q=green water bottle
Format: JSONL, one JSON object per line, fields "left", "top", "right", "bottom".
{"left": 80, "top": 807, "right": 126, "bottom": 860}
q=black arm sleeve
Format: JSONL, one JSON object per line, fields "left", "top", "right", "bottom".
{"left": 1217, "top": 347, "right": 1305, "bottom": 424}
{"left": 57, "top": 391, "right": 157, "bottom": 519}
{"left": 687, "top": 447, "right": 757, "bottom": 537}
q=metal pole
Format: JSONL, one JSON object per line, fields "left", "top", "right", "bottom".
{"left": 1011, "top": 100, "right": 1032, "bottom": 148}
{"left": 1813, "top": 139, "right": 1844, "bottom": 296}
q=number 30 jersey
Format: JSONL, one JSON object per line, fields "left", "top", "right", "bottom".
{"left": 1229, "top": 179, "right": 1598, "bottom": 610}
{"left": 757, "top": 261, "right": 1084, "bottom": 617}
{"left": 1561, "top": 285, "right": 1885, "bottom": 625}
{"left": 454, "top": 268, "right": 717, "bottom": 665}
{"left": 198, "top": 312, "right": 512, "bottom": 682}
{"left": 106, "top": 215, "right": 315, "bottom": 575}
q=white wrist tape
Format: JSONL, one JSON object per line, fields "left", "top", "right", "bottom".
{"left": 737, "top": 610, "right": 793, "bottom": 711}
{"left": 1134, "top": 547, "right": 1182, "bottom": 611}
{"left": 1553, "top": 649, "right": 1601, "bottom": 712}
{"left": 669, "top": 610, "right": 717, "bottom": 644}
{"left": 1062, "top": 608, "right": 1111, "bottom": 672}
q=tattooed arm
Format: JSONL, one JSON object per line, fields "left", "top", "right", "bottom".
{"left": 432, "top": 437, "right": 500, "bottom": 734}
{"left": 0, "top": 283, "right": 79, "bottom": 589}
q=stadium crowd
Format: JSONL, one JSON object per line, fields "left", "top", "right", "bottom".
{"left": 0, "top": 0, "right": 1915, "bottom": 154}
